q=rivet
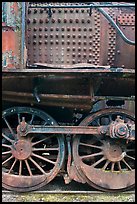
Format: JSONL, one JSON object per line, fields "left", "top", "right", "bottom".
{"left": 39, "top": 19, "right": 43, "bottom": 24}
{"left": 87, "top": 19, "right": 90, "bottom": 23}
{"left": 45, "top": 19, "right": 49, "bottom": 23}
{"left": 78, "top": 27, "right": 81, "bottom": 31}
{"left": 33, "top": 34, "right": 37, "bottom": 38}
{"left": 34, "top": 27, "right": 37, "bottom": 31}
{"left": 27, "top": 19, "right": 30, "bottom": 24}
{"left": 61, "top": 27, "right": 65, "bottom": 31}
{"left": 33, "top": 19, "right": 37, "bottom": 23}
{"left": 52, "top": 19, "right": 55, "bottom": 23}
{"left": 28, "top": 9, "right": 31, "bottom": 14}
{"left": 58, "top": 19, "right": 61, "bottom": 23}
{"left": 72, "top": 53, "right": 75, "bottom": 57}
{"left": 69, "top": 19, "right": 73, "bottom": 23}
{"left": 78, "top": 34, "right": 81, "bottom": 38}
{"left": 40, "top": 9, "right": 43, "bottom": 13}
{"left": 78, "top": 47, "right": 81, "bottom": 51}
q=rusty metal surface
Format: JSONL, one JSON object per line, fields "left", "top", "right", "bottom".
{"left": 2, "top": 2, "right": 23, "bottom": 69}
{"left": 2, "top": 107, "right": 65, "bottom": 192}
{"left": 2, "top": 2, "right": 135, "bottom": 193}
{"left": 26, "top": 2, "right": 135, "bottom": 69}
{"left": 73, "top": 108, "right": 135, "bottom": 192}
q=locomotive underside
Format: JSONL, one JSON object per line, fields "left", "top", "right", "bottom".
{"left": 2, "top": 2, "right": 135, "bottom": 192}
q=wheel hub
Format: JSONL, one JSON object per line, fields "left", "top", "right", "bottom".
{"left": 103, "top": 143, "right": 125, "bottom": 162}
{"left": 12, "top": 140, "right": 32, "bottom": 160}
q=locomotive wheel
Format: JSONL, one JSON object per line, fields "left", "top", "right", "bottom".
{"left": 73, "top": 108, "right": 135, "bottom": 192}
{"left": 2, "top": 107, "right": 65, "bottom": 192}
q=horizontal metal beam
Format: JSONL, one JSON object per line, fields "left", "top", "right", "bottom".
{"left": 20, "top": 125, "right": 102, "bottom": 136}
{"left": 2, "top": 68, "right": 135, "bottom": 74}
{"left": 29, "top": 3, "right": 135, "bottom": 9}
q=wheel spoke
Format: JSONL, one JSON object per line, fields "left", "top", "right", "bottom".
{"left": 19, "top": 160, "right": 22, "bottom": 175}
{"left": 32, "top": 152, "right": 56, "bottom": 165}
{"left": 91, "top": 157, "right": 106, "bottom": 167}
{"left": 125, "top": 154, "right": 135, "bottom": 160}
{"left": 29, "top": 114, "right": 35, "bottom": 125}
{"left": 102, "top": 160, "right": 110, "bottom": 170}
{"left": 8, "top": 158, "right": 17, "bottom": 174}
{"left": 25, "top": 160, "right": 33, "bottom": 176}
{"left": 2, "top": 150, "right": 11, "bottom": 155}
{"left": 29, "top": 157, "right": 47, "bottom": 174}
{"left": 2, "top": 144, "right": 12, "bottom": 149}
{"left": 32, "top": 135, "right": 55, "bottom": 146}
{"left": 2, "top": 133, "right": 14, "bottom": 144}
{"left": 122, "top": 158, "right": 132, "bottom": 171}
{"left": 3, "top": 117, "right": 15, "bottom": 136}
{"left": 126, "top": 149, "right": 134, "bottom": 152}
{"left": 111, "top": 162, "right": 115, "bottom": 172}
{"left": 2, "top": 155, "right": 14, "bottom": 166}
{"left": 81, "top": 151, "right": 103, "bottom": 160}
{"left": 117, "top": 161, "right": 122, "bottom": 172}
{"left": 79, "top": 142, "right": 103, "bottom": 150}
{"left": 17, "top": 113, "right": 21, "bottom": 124}
{"left": 32, "top": 147, "right": 59, "bottom": 151}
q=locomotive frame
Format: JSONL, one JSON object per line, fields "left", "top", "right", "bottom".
{"left": 2, "top": 2, "right": 135, "bottom": 192}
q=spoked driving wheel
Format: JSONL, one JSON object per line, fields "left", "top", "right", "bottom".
{"left": 73, "top": 108, "right": 135, "bottom": 192}
{"left": 2, "top": 107, "right": 65, "bottom": 192}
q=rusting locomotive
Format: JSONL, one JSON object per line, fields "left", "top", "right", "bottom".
{"left": 2, "top": 2, "right": 135, "bottom": 192}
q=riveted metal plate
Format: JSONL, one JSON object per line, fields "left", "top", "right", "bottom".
{"left": 117, "top": 14, "right": 135, "bottom": 26}
{"left": 26, "top": 2, "right": 101, "bottom": 66}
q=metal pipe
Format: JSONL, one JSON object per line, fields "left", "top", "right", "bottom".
{"left": 29, "top": 3, "right": 135, "bottom": 9}
{"left": 98, "top": 7, "right": 135, "bottom": 45}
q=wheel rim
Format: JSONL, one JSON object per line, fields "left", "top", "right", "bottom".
{"left": 73, "top": 109, "right": 135, "bottom": 192}
{"left": 2, "top": 107, "right": 65, "bottom": 192}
